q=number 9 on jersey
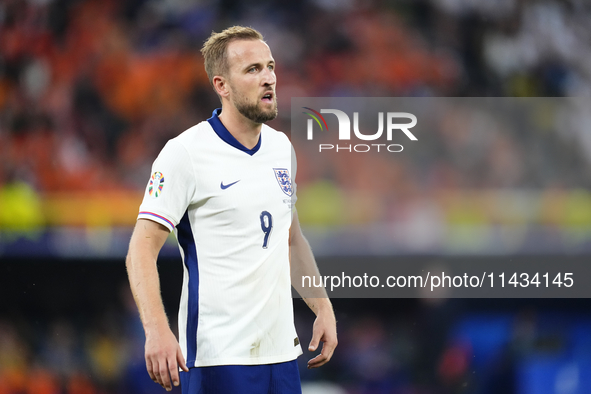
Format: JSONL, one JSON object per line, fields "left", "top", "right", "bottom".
{"left": 260, "top": 211, "right": 273, "bottom": 249}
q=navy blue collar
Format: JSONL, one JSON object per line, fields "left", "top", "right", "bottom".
{"left": 207, "top": 108, "right": 261, "bottom": 156}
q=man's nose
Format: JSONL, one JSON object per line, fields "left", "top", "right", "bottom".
{"left": 262, "top": 68, "right": 276, "bottom": 85}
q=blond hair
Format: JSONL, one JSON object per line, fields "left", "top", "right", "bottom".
{"left": 201, "top": 26, "right": 264, "bottom": 87}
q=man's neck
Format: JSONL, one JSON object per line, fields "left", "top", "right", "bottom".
{"left": 218, "top": 105, "right": 262, "bottom": 150}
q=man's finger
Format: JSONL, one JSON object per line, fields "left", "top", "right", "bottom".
{"left": 308, "top": 330, "right": 321, "bottom": 351}
{"left": 308, "top": 353, "right": 326, "bottom": 365}
{"left": 159, "top": 361, "right": 172, "bottom": 390}
{"left": 178, "top": 347, "right": 190, "bottom": 372}
{"left": 146, "top": 357, "right": 156, "bottom": 382}
{"left": 321, "top": 338, "right": 337, "bottom": 360}
{"left": 307, "top": 353, "right": 328, "bottom": 368}
{"left": 308, "top": 334, "right": 337, "bottom": 368}
{"left": 153, "top": 359, "right": 164, "bottom": 386}
{"left": 169, "top": 358, "right": 181, "bottom": 387}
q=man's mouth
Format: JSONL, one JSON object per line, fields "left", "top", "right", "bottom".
{"left": 261, "top": 92, "right": 274, "bottom": 103}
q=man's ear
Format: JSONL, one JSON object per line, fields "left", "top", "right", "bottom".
{"left": 213, "top": 76, "right": 230, "bottom": 98}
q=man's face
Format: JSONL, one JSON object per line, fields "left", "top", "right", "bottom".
{"left": 225, "top": 39, "right": 277, "bottom": 124}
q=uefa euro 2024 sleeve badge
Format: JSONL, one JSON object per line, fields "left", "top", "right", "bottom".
{"left": 273, "top": 168, "right": 293, "bottom": 196}
{"left": 148, "top": 171, "right": 165, "bottom": 198}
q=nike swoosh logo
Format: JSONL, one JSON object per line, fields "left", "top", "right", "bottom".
{"left": 220, "top": 180, "right": 240, "bottom": 190}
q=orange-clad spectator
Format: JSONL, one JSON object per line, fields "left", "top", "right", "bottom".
{"left": 95, "top": 52, "right": 206, "bottom": 121}
{"left": 25, "top": 368, "right": 60, "bottom": 394}
{"left": 0, "top": 368, "right": 27, "bottom": 394}
{"left": 67, "top": 373, "right": 98, "bottom": 394}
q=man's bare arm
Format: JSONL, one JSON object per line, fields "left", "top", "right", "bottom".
{"left": 126, "top": 218, "right": 189, "bottom": 391}
{"left": 290, "top": 209, "right": 338, "bottom": 369}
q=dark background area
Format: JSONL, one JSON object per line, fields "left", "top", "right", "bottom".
{"left": 3, "top": 256, "right": 591, "bottom": 393}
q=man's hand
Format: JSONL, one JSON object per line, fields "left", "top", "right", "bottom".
{"left": 126, "top": 219, "right": 188, "bottom": 390}
{"left": 307, "top": 308, "right": 338, "bottom": 369}
{"left": 145, "top": 326, "right": 189, "bottom": 391}
{"left": 289, "top": 210, "right": 338, "bottom": 368}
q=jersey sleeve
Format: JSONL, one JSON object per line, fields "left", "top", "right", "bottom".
{"left": 138, "top": 139, "right": 195, "bottom": 231}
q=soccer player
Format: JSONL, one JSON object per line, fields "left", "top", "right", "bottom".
{"left": 125, "top": 26, "right": 337, "bottom": 393}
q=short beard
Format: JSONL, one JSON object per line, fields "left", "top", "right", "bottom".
{"left": 233, "top": 93, "right": 278, "bottom": 124}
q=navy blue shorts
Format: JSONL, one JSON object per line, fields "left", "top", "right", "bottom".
{"left": 180, "top": 360, "right": 301, "bottom": 394}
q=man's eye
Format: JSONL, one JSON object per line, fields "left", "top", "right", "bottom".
{"left": 268, "top": 65, "right": 274, "bottom": 71}
{"left": 249, "top": 67, "right": 257, "bottom": 73}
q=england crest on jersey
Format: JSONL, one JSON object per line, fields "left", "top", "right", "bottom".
{"left": 273, "top": 168, "right": 293, "bottom": 196}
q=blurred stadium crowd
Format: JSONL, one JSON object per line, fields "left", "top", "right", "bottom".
{"left": 1, "top": 0, "right": 591, "bottom": 229}
{"left": 2, "top": 0, "right": 591, "bottom": 393}
{"left": 0, "top": 285, "right": 152, "bottom": 394}
{"left": 3, "top": 269, "right": 591, "bottom": 394}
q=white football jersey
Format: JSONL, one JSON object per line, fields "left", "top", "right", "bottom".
{"left": 138, "top": 109, "right": 302, "bottom": 367}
